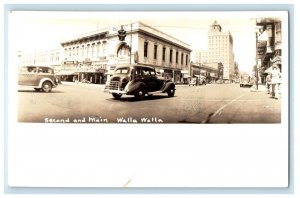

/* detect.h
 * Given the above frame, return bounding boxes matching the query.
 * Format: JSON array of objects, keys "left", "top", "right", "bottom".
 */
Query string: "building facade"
[
  {"left": 59, "top": 22, "right": 191, "bottom": 84},
  {"left": 190, "top": 62, "right": 221, "bottom": 83},
  {"left": 199, "top": 21, "right": 235, "bottom": 81},
  {"left": 19, "top": 49, "right": 61, "bottom": 68},
  {"left": 256, "top": 18, "right": 282, "bottom": 83}
]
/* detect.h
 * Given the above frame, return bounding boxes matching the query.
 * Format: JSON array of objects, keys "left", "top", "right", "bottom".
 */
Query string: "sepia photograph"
[
  {"left": 6, "top": 7, "right": 290, "bottom": 189},
  {"left": 12, "top": 11, "right": 287, "bottom": 124}
]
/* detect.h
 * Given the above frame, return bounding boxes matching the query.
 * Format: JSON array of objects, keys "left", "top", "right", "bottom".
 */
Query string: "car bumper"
[{"left": 104, "top": 89, "right": 127, "bottom": 94}]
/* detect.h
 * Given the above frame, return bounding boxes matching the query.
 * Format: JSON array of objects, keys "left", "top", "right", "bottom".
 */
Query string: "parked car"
[
  {"left": 189, "top": 76, "right": 206, "bottom": 86},
  {"left": 104, "top": 65, "right": 175, "bottom": 100},
  {"left": 199, "top": 76, "right": 207, "bottom": 85},
  {"left": 18, "top": 66, "right": 58, "bottom": 92}
]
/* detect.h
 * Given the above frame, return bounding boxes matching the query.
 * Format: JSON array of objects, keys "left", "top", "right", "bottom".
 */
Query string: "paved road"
[{"left": 18, "top": 82, "right": 281, "bottom": 123}]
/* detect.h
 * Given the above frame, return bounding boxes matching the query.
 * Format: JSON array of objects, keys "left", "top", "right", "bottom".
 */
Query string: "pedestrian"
[
  {"left": 270, "top": 64, "right": 281, "bottom": 100},
  {"left": 266, "top": 73, "right": 272, "bottom": 94}
]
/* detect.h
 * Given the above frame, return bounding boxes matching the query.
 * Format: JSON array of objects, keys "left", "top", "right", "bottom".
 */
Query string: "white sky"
[{"left": 9, "top": 11, "right": 285, "bottom": 74}]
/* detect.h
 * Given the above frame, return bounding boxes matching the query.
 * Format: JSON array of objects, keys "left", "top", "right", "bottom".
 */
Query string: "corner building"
[
  {"left": 200, "top": 21, "right": 235, "bottom": 81},
  {"left": 60, "top": 22, "right": 191, "bottom": 84}
]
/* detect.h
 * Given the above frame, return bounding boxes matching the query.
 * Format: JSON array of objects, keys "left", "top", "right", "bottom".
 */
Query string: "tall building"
[
  {"left": 200, "top": 21, "right": 235, "bottom": 81},
  {"left": 59, "top": 22, "right": 191, "bottom": 84}
]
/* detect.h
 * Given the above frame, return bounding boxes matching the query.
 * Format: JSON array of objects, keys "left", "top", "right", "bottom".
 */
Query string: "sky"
[{"left": 9, "top": 11, "right": 285, "bottom": 74}]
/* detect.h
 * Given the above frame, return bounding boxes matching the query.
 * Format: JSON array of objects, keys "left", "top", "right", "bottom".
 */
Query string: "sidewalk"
[
  {"left": 250, "top": 84, "right": 282, "bottom": 101},
  {"left": 61, "top": 81, "right": 191, "bottom": 88},
  {"left": 250, "top": 84, "right": 268, "bottom": 92},
  {"left": 61, "top": 81, "right": 106, "bottom": 89}
]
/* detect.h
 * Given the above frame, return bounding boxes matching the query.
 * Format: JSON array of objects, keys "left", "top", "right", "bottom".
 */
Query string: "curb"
[{"left": 61, "top": 81, "right": 105, "bottom": 88}]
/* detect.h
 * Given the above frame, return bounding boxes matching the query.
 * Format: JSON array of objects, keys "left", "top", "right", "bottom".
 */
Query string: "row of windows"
[
  {"left": 64, "top": 43, "right": 107, "bottom": 58},
  {"left": 50, "top": 53, "right": 60, "bottom": 62},
  {"left": 143, "top": 42, "right": 189, "bottom": 66}
]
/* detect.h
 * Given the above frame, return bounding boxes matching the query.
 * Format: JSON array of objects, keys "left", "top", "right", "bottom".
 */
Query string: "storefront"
[
  {"left": 181, "top": 70, "right": 190, "bottom": 84},
  {"left": 163, "top": 69, "right": 173, "bottom": 80}
]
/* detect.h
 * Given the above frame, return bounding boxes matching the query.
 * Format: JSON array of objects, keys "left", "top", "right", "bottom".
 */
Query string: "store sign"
[{"left": 63, "top": 61, "right": 77, "bottom": 65}]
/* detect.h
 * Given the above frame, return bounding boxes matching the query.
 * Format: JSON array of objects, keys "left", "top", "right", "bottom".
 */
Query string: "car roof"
[
  {"left": 115, "top": 65, "right": 155, "bottom": 70},
  {"left": 20, "top": 65, "right": 54, "bottom": 69}
]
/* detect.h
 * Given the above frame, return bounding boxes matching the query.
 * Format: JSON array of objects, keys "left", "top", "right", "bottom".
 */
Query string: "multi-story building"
[
  {"left": 60, "top": 22, "right": 191, "bottom": 84},
  {"left": 19, "top": 49, "right": 61, "bottom": 69},
  {"left": 199, "top": 21, "right": 235, "bottom": 81},
  {"left": 256, "top": 17, "right": 282, "bottom": 83}
]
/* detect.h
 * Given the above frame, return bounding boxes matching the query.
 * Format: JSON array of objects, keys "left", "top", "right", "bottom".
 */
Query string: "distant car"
[
  {"left": 18, "top": 66, "right": 58, "bottom": 92},
  {"left": 240, "top": 74, "right": 252, "bottom": 87},
  {"left": 199, "top": 76, "right": 207, "bottom": 85},
  {"left": 189, "top": 78, "right": 197, "bottom": 86},
  {"left": 189, "top": 76, "right": 206, "bottom": 86},
  {"left": 104, "top": 65, "right": 175, "bottom": 100}
]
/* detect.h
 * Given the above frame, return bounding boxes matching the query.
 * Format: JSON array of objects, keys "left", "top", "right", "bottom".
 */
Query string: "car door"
[
  {"left": 37, "top": 67, "right": 54, "bottom": 84},
  {"left": 142, "top": 67, "right": 161, "bottom": 92}
]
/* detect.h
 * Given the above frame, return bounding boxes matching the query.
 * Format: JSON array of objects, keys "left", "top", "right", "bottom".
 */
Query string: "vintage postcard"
[
  {"left": 7, "top": 10, "right": 289, "bottom": 188},
  {"left": 13, "top": 11, "right": 287, "bottom": 124}
]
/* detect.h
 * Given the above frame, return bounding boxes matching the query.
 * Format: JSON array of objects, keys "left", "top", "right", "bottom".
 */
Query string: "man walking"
[{"left": 271, "top": 64, "right": 281, "bottom": 100}]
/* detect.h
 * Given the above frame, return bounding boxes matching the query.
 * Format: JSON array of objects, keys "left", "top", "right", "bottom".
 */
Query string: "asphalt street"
[{"left": 18, "top": 82, "right": 281, "bottom": 123}]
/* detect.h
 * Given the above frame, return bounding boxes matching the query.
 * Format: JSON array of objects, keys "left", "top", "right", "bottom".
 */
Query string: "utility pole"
[
  {"left": 130, "top": 23, "right": 132, "bottom": 65},
  {"left": 255, "top": 29, "right": 259, "bottom": 90}
]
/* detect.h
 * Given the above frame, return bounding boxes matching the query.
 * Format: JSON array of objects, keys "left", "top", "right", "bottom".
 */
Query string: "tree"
[{"left": 234, "top": 62, "right": 240, "bottom": 77}]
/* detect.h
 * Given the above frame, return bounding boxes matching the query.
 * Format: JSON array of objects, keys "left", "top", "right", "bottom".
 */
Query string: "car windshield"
[{"left": 114, "top": 67, "right": 129, "bottom": 74}]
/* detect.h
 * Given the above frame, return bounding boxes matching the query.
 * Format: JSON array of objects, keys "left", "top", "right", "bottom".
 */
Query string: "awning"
[
  {"left": 264, "top": 67, "right": 272, "bottom": 74},
  {"left": 194, "top": 75, "right": 206, "bottom": 79},
  {"left": 56, "top": 70, "right": 77, "bottom": 75},
  {"left": 272, "top": 56, "right": 282, "bottom": 64},
  {"left": 183, "top": 74, "right": 191, "bottom": 78}
]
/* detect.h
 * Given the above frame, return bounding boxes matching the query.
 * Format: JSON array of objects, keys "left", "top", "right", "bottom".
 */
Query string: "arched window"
[{"left": 117, "top": 44, "right": 130, "bottom": 58}]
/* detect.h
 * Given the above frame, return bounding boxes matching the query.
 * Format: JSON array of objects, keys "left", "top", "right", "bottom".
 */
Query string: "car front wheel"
[
  {"left": 42, "top": 81, "right": 52, "bottom": 92},
  {"left": 112, "top": 93, "right": 122, "bottom": 99},
  {"left": 167, "top": 88, "right": 175, "bottom": 97}
]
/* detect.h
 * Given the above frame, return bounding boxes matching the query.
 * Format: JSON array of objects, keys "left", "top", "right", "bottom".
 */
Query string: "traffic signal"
[{"left": 118, "top": 26, "right": 126, "bottom": 41}]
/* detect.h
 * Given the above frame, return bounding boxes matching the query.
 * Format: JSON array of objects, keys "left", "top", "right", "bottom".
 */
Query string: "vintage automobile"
[
  {"left": 189, "top": 76, "right": 206, "bottom": 86},
  {"left": 188, "top": 77, "right": 198, "bottom": 86},
  {"left": 18, "top": 66, "right": 58, "bottom": 92},
  {"left": 104, "top": 65, "right": 176, "bottom": 100},
  {"left": 239, "top": 74, "right": 253, "bottom": 87}
]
